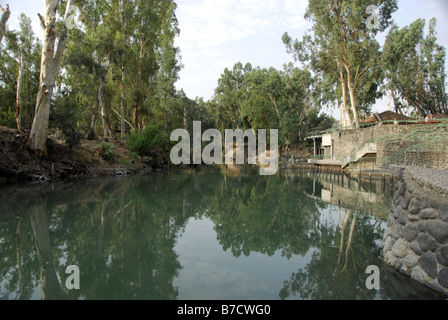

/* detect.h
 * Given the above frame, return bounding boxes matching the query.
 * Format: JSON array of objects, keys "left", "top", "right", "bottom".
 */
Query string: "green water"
[{"left": 0, "top": 166, "right": 444, "bottom": 300}]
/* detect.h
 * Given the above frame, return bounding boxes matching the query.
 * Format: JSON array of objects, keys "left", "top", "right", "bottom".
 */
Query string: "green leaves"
[
  {"left": 382, "top": 18, "right": 448, "bottom": 116},
  {"left": 211, "top": 62, "right": 322, "bottom": 145}
]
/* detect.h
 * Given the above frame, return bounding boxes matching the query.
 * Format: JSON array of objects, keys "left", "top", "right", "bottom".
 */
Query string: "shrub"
[
  {"left": 128, "top": 124, "right": 172, "bottom": 167},
  {"left": 50, "top": 98, "right": 83, "bottom": 148},
  {"left": 99, "top": 142, "right": 115, "bottom": 161}
]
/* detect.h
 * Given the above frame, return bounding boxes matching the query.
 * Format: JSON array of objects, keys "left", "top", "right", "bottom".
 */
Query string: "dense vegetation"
[{"left": 0, "top": 0, "right": 447, "bottom": 159}]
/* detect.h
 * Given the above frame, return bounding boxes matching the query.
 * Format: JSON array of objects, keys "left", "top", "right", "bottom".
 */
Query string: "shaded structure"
[{"left": 360, "top": 111, "right": 413, "bottom": 125}]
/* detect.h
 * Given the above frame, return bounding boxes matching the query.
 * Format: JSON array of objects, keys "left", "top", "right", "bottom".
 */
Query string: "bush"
[
  {"left": 128, "top": 124, "right": 172, "bottom": 167},
  {"left": 0, "top": 106, "right": 17, "bottom": 129},
  {"left": 50, "top": 98, "right": 83, "bottom": 148},
  {"left": 99, "top": 142, "right": 115, "bottom": 161}
]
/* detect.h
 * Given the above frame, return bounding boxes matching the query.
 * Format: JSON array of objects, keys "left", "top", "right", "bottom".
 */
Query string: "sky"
[{"left": 3, "top": 0, "right": 448, "bottom": 119}]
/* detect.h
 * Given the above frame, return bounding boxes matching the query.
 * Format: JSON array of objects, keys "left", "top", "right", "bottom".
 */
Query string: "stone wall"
[
  {"left": 332, "top": 124, "right": 411, "bottom": 161},
  {"left": 330, "top": 124, "right": 447, "bottom": 170},
  {"left": 382, "top": 166, "right": 448, "bottom": 295},
  {"left": 405, "top": 150, "right": 448, "bottom": 171}
]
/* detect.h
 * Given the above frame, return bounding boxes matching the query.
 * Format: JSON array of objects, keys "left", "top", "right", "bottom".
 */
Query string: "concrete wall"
[{"left": 382, "top": 166, "right": 448, "bottom": 295}]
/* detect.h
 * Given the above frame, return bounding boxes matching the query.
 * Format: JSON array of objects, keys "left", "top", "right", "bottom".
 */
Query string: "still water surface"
[{"left": 0, "top": 166, "right": 445, "bottom": 300}]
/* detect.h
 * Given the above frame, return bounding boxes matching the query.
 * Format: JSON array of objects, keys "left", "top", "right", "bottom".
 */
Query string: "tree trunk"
[
  {"left": 346, "top": 68, "right": 360, "bottom": 127},
  {"left": 28, "top": 0, "right": 74, "bottom": 156},
  {"left": 133, "top": 39, "right": 144, "bottom": 130},
  {"left": 16, "top": 42, "right": 24, "bottom": 132},
  {"left": 338, "top": 61, "right": 353, "bottom": 127},
  {"left": 120, "top": 66, "right": 126, "bottom": 138},
  {"left": 119, "top": 0, "right": 127, "bottom": 138},
  {"left": 0, "top": 4, "right": 11, "bottom": 44},
  {"left": 88, "top": 103, "right": 99, "bottom": 140},
  {"left": 99, "top": 69, "right": 113, "bottom": 138}
]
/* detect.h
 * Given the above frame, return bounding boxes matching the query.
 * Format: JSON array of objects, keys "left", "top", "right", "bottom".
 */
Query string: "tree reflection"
[{"left": 0, "top": 167, "right": 443, "bottom": 300}]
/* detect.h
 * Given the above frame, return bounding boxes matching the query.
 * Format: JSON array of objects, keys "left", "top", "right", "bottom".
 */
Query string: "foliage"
[
  {"left": 128, "top": 124, "right": 172, "bottom": 166},
  {"left": 210, "top": 62, "right": 326, "bottom": 146},
  {"left": 50, "top": 95, "right": 84, "bottom": 148},
  {"left": 283, "top": 0, "right": 398, "bottom": 126},
  {"left": 99, "top": 142, "right": 115, "bottom": 161},
  {"left": 382, "top": 18, "right": 448, "bottom": 116}
]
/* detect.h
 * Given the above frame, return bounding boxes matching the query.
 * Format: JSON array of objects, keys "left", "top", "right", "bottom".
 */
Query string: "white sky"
[{"left": 3, "top": 0, "right": 448, "bottom": 119}]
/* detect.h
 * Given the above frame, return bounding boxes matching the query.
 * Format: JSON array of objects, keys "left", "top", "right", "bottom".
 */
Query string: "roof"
[{"left": 360, "top": 111, "right": 413, "bottom": 124}]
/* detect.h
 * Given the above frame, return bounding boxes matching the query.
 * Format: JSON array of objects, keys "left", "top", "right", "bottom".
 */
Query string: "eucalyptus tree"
[
  {"left": 13, "top": 15, "right": 36, "bottom": 132},
  {"left": 154, "top": 0, "right": 182, "bottom": 124},
  {"left": 283, "top": 0, "right": 397, "bottom": 127},
  {"left": 382, "top": 18, "right": 447, "bottom": 116},
  {"left": 0, "top": 4, "right": 10, "bottom": 44},
  {"left": 129, "top": 0, "right": 181, "bottom": 129},
  {"left": 28, "top": 0, "right": 76, "bottom": 156},
  {"left": 1, "top": 14, "right": 40, "bottom": 131},
  {"left": 212, "top": 62, "right": 252, "bottom": 131}
]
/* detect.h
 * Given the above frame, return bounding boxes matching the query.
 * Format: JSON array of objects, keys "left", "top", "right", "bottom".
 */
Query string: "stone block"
[
  {"left": 408, "top": 198, "right": 421, "bottom": 214},
  {"left": 400, "top": 195, "right": 411, "bottom": 210},
  {"left": 420, "top": 196, "right": 428, "bottom": 209},
  {"left": 403, "top": 224, "right": 418, "bottom": 242},
  {"left": 439, "top": 203, "right": 448, "bottom": 222},
  {"left": 411, "top": 242, "right": 424, "bottom": 255},
  {"left": 419, "top": 208, "right": 438, "bottom": 219},
  {"left": 382, "top": 235, "right": 394, "bottom": 254},
  {"left": 436, "top": 246, "right": 448, "bottom": 267},
  {"left": 418, "top": 252, "right": 438, "bottom": 279},
  {"left": 403, "top": 252, "right": 419, "bottom": 268},
  {"left": 398, "top": 210, "right": 408, "bottom": 225},
  {"left": 411, "top": 265, "right": 429, "bottom": 285},
  {"left": 384, "top": 251, "right": 397, "bottom": 267},
  {"left": 392, "top": 238, "right": 409, "bottom": 258},
  {"left": 430, "top": 199, "right": 439, "bottom": 209},
  {"left": 438, "top": 268, "right": 448, "bottom": 289},
  {"left": 417, "top": 233, "right": 438, "bottom": 252},
  {"left": 426, "top": 220, "right": 448, "bottom": 244}
]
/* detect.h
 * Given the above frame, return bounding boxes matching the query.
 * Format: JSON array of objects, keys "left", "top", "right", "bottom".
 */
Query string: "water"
[{"left": 0, "top": 166, "right": 445, "bottom": 300}]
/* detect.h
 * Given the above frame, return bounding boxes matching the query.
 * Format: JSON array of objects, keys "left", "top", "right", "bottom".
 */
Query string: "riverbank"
[
  {"left": 0, "top": 126, "right": 154, "bottom": 184},
  {"left": 0, "top": 126, "right": 317, "bottom": 185}
]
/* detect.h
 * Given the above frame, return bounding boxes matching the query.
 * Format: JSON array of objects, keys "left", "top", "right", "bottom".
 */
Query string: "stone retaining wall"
[{"left": 382, "top": 166, "right": 448, "bottom": 295}]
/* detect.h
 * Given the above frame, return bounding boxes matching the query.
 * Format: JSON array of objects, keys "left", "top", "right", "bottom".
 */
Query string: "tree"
[
  {"left": 212, "top": 62, "right": 252, "bottom": 131},
  {"left": 0, "top": 4, "right": 10, "bottom": 44},
  {"left": 14, "top": 15, "right": 36, "bottom": 132},
  {"left": 382, "top": 18, "right": 447, "bottom": 116},
  {"left": 1, "top": 14, "right": 41, "bottom": 131},
  {"left": 283, "top": 0, "right": 397, "bottom": 126},
  {"left": 28, "top": 0, "right": 76, "bottom": 155}
]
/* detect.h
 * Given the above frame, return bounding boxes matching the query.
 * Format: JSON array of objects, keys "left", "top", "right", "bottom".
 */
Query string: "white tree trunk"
[
  {"left": 28, "top": 0, "right": 74, "bottom": 155},
  {"left": 99, "top": 70, "right": 113, "bottom": 138},
  {"left": 345, "top": 64, "right": 360, "bottom": 127},
  {"left": 16, "top": 42, "right": 24, "bottom": 132},
  {"left": 0, "top": 4, "right": 11, "bottom": 44},
  {"left": 338, "top": 60, "right": 353, "bottom": 127}
]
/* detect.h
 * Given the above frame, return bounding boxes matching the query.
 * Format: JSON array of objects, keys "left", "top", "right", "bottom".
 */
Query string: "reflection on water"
[{"left": 0, "top": 166, "right": 445, "bottom": 300}]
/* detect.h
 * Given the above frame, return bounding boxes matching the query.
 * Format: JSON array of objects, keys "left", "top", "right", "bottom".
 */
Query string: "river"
[{"left": 0, "top": 166, "right": 445, "bottom": 300}]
